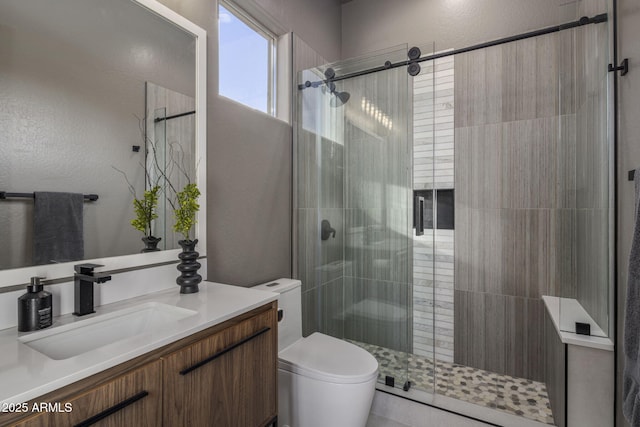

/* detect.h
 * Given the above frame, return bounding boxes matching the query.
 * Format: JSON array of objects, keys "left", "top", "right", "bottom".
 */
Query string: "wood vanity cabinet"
[
  {"left": 162, "top": 304, "right": 277, "bottom": 427},
  {"left": 2, "top": 302, "right": 277, "bottom": 427},
  {"left": 10, "top": 360, "right": 163, "bottom": 427}
]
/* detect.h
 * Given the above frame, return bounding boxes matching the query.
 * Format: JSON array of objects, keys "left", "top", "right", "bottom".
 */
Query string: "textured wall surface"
[{"left": 341, "top": 0, "right": 576, "bottom": 59}]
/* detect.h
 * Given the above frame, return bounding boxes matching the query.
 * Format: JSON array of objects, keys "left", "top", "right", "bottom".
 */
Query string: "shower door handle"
[{"left": 416, "top": 196, "right": 424, "bottom": 236}]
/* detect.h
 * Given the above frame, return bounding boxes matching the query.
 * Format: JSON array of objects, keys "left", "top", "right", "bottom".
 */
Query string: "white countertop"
[
  {"left": 542, "top": 295, "right": 614, "bottom": 351},
  {"left": 0, "top": 281, "right": 278, "bottom": 405}
]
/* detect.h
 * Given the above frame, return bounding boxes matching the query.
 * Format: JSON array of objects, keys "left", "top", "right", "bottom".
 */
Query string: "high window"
[{"left": 218, "top": 1, "right": 275, "bottom": 115}]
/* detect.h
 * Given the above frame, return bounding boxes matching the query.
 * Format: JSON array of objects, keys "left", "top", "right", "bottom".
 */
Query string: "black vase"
[
  {"left": 177, "top": 239, "right": 201, "bottom": 294},
  {"left": 141, "top": 236, "right": 162, "bottom": 253}
]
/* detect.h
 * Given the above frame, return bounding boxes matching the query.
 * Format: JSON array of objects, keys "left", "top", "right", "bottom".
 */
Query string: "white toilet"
[{"left": 253, "top": 279, "right": 378, "bottom": 427}]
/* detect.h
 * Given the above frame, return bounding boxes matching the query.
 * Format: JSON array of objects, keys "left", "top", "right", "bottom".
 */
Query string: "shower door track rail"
[{"left": 298, "top": 13, "right": 607, "bottom": 89}]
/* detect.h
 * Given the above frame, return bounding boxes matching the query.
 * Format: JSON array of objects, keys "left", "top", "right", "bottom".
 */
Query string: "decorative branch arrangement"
[
  {"left": 112, "top": 114, "right": 198, "bottom": 252},
  {"left": 174, "top": 183, "right": 201, "bottom": 241},
  {"left": 113, "top": 113, "right": 202, "bottom": 293}
]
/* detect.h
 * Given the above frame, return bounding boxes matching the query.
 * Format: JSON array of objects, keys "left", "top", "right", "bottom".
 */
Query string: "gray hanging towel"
[
  {"left": 624, "top": 168, "right": 640, "bottom": 426},
  {"left": 33, "top": 192, "right": 84, "bottom": 265}
]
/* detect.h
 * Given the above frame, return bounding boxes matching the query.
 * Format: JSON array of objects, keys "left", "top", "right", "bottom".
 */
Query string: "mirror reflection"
[{"left": 0, "top": 0, "right": 196, "bottom": 270}]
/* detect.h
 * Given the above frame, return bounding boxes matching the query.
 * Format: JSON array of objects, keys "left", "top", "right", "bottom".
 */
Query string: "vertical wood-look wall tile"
[
  {"left": 452, "top": 18, "right": 609, "bottom": 383},
  {"left": 558, "top": 29, "right": 576, "bottom": 116},
  {"left": 302, "top": 288, "right": 318, "bottom": 337},
  {"left": 484, "top": 293, "right": 506, "bottom": 374},
  {"left": 454, "top": 206, "right": 471, "bottom": 292},
  {"left": 515, "top": 38, "right": 538, "bottom": 121},
  {"left": 481, "top": 209, "right": 504, "bottom": 296},
  {"left": 501, "top": 42, "right": 518, "bottom": 123},
  {"left": 297, "top": 208, "right": 319, "bottom": 292},
  {"left": 467, "top": 49, "right": 487, "bottom": 127},
  {"left": 484, "top": 46, "right": 503, "bottom": 125},
  {"left": 454, "top": 290, "right": 468, "bottom": 365},
  {"left": 556, "top": 114, "right": 577, "bottom": 208},
  {"left": 481, "top": 124, "right": 503, "bottom": 209},
  {"left": 576, "top": 208, "right": 610, "bottom": 333},
  {"left": 536, "top": 33, "right": 559, "bottom": 119},
  {"left": 504, "top": 297, "right": 545, "bottom": 382},
  {"left": 467, "top": 291, "right": 486, "bottom": 369},
  {"left": 549, "top": 209, "right": 577, "bottom": 299},
  {"left": 454, "top": 127, "right": 471, "bottom": 207},
  {"left": 296, "top": 129, "right": 318, "bottom": 209},
  {"left": 504, "top": 296, "right": 526, "bottom": 378},
  {"left": 321, "top": 277, "right": 345, "bottom": 339},
  {"left": 320, "top": 139, "right": 344, "bottom": 209},
  {"left": 526, "top": 298, "right": 544, "bottom": 381},
  {"left": 454, "top": 52, "right": 468, "bottom": 128}
]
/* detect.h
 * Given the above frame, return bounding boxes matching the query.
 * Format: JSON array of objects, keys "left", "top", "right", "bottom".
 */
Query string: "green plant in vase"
[
  {"left": 131, "top": 185, "right": 162, "bottom": 252},
  {"left": 173, "top": 183, "right": 201, "bottom": 293},
  {"left": 113, "top": 115, "right": 177, "bottom": 253}
]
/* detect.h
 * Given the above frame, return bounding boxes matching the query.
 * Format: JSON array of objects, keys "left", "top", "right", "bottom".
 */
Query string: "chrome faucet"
[{"left": 73, "top": 263, "right": 112, "bottom": 316}]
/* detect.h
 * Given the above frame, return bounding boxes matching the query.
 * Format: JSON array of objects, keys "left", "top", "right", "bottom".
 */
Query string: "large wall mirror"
[{"left": 0, "top": 0, "right": 207, "bottom": 288}]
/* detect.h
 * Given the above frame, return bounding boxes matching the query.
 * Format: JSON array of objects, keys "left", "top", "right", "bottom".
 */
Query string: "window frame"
[{"left": 218, "top": 0, "right": 276, "bottom": 116}]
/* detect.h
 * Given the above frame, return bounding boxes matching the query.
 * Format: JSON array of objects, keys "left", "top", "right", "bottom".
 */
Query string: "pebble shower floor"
[{"left": 350, "top": 340, "right": 555, "bottom": 425}]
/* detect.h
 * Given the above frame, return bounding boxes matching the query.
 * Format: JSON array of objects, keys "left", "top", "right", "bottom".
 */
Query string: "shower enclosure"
[{"left": 294, "top": 1, "right": 613, "bottom": 424}]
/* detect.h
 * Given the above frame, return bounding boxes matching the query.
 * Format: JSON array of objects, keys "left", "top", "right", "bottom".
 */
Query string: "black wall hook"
[{"left": 608, "top": 58, "right": 629, "bottom": 76}]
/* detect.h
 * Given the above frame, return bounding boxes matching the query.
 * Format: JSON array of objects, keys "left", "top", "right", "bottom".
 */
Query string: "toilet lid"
[{"left": 278, "top": 333, "right": 379, "bottom": 384}]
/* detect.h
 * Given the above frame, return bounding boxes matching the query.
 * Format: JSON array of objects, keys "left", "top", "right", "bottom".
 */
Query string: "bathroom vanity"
[{"left": 0, "top": 282, "right": 278, "bottom": 427}]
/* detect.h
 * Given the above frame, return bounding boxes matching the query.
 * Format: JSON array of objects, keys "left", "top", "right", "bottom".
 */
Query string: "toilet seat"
[{"left": 278, "top": 333, "right": 378, "bottom": 384}]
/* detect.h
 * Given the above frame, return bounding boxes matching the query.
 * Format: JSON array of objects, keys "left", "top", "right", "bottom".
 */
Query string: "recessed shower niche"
[{"left": 413, "top": 189, "right": 454, "bottom": 232}]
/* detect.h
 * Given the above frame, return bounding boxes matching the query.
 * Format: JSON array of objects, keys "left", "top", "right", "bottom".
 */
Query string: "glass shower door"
[{"left": 295, "top": 46, "right": 416, "bottom": 392}]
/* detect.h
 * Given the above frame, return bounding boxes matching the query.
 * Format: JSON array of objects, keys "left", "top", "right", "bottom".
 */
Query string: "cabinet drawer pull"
[
  {"left": 180, "top": 326, "right": 271, "bottom": 376},
  {"left": 73, "top": 390, "right": 149, "bottom": 427}
]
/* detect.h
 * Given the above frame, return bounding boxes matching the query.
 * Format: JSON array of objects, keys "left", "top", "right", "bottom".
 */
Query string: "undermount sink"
[{"left": 19, "top": 302, "right": 197, "bottom": 360}]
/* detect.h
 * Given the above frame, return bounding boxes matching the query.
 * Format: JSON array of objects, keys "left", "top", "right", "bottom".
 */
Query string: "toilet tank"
[{"left": 253, "top": 279, "right": 302, "bottom": 351}]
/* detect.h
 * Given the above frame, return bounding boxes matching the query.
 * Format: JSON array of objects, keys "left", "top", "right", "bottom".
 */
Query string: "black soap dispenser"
[{"left": 18, "top": 277, "right": 53, "bottom": 332}]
